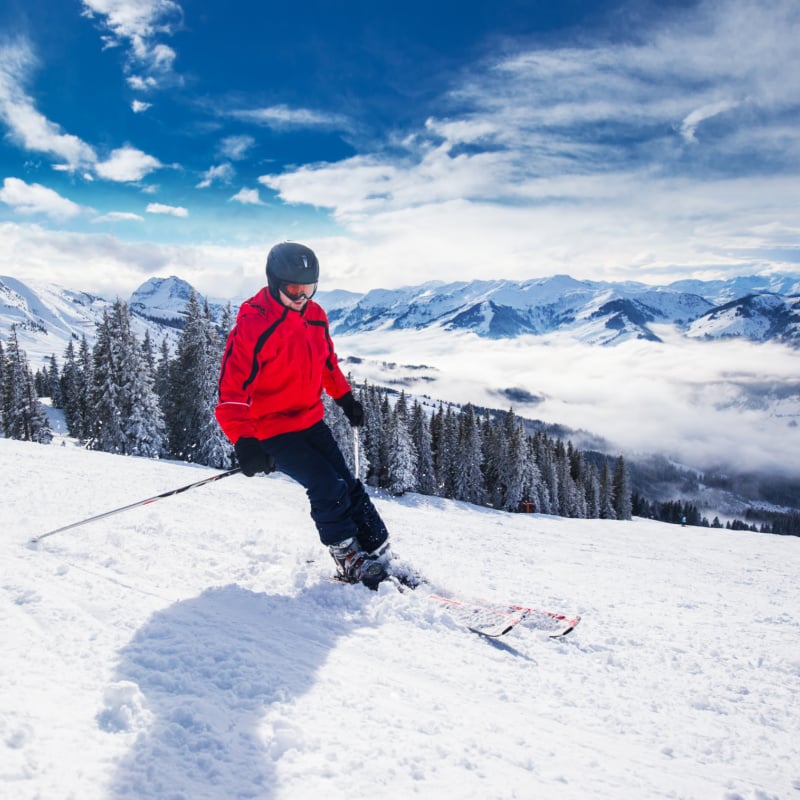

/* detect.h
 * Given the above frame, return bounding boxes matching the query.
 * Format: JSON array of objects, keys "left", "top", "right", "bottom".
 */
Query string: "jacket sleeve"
[{"left": 215, "top": 320, "right": 259, "bottom": 443}]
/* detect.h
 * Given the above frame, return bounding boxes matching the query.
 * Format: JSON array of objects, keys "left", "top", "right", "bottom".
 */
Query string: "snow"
[{"left": 2, "top": 436, "right": 799, "bottom": 800}]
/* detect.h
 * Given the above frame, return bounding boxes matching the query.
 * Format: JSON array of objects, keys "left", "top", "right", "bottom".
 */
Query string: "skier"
[{"left": 215, "top": 241, "right": 391, "bottom": 588}]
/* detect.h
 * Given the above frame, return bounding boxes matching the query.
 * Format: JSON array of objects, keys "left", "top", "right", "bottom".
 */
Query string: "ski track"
[{"left": 1, "top": 437, "right": 799, "bottom": 799}]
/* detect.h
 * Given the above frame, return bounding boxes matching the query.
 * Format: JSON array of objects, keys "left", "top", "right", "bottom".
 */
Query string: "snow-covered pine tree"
[
  {"left": 520, "top": 435, "right": 546, "bottom": 513},
  {"left": 409, "top": 399, "right": 436, "bottom": 495},
  {"left": 323, "top": 390, "right": 359, "bottom": 475},
  {"left": 89, "top": 300, "right": 165, "bottom": 456},
  {"left": 168, "top": 293, "right": 231, "bottom": 466},
  {"left": 46, "top": 354, "right": 63, "bottom": 408},
  {"left": 89, "top": 307, "right": 125, "bottom": 453},
  {"left": 360, "top": 381, "right": 384, "bottom": 487},
  {"left": 499, "top": 409, "right": 527, "bottom": 511},
  {"left": 613, "top": 455, "right": 633, "bottom": 520},
  {"left": 141, "top": 330, "right": 156, "bottom": 373},
  {"left": 196, "top": 299, "right": 233, "bottom": 468},
  {"left": 599, "top": 458, "right": 617, "bottom": 520},
  {"left": 386, "top": 391, "right": 417, "bottom": 496},
  {"left": 154, "top": 337, "right": 171, "bottom": 413},
  {"left": 76, "top": 335, "right": 93, "bottom": 444},
  {"left": 2, "top": 327, "right": 52, "bottom": 443},
  {"left": 533, "top": 431, "right": 558, "bottom": 515},
  {"left": 123, "top": 330, "right": 166, "bottom": 458},
  {"left": 583, "top": 460, "right": 601, "bottom": 518},
  {"left": 433, "top": 404, "right": 459, "bottom": 498},
  {"left": 60, "top": 340, "right": 80, "bottom": 437},
  {"left": 454, "top": 403, "right": 486, "bottom": 505}
]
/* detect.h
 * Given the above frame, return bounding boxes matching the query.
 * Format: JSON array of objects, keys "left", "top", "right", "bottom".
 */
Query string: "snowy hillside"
[
  {"left": 2, "top": 437, "right": 798, "bottom": 800},
  {"left": 0, "top": 275, "right": 187, "bottom": 365},
  {"left": 688, "top": 293, "right": 800, "bottom": 343}
]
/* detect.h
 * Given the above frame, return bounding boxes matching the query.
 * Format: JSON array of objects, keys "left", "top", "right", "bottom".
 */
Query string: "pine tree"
[
  {"left": 409, "top": 399, "right": 436, "bottom": 495},
  {"left": 168, "top": 293, "right": 231, "bottom": 466},
  {"left": 154, "top": 337, "right": 172, "bottom": 413},
  {"left": 599, "top": 459, "right": 617, "bottom": 520},
  {"left": 386, "top": 392, "right": 417, "bottom": 496},
  {"left": 454, "top": 404, "right": 486, "bottom": 505},
  {"left": 2, "top": 327, "right": 52, "bottom": 443},
  {"left": 76, "top": 335, "right": 94, "bottom": 443},
  {"left": 46, "top": 354, "right": 63, "bottom": 408},
  {"left": 583, "top": 461, "right": 601, "bottom": 518},
  {"left": 532, "top": 431, "right": 556, "bottom": 515},
  {"left": 613, "top": 456, "right": 633, "bottom": 520},
  {"left": 123, "top": 332, "right": 166, "bottom": 458},
  {"left": 89, "top": 307, "right": 126, "bottom": 453},
  {"left": 60, "top": 339, "right": 79, "bottom": 436},
  {"left": 434, "top": 404, "right": 459, "bottom": 498},
  {"left": 555, "top": 440, "right": 582, "bottom": 517},
  {"left": 520, "top": 435, "right": 545, "bottom": 513},
  {"left": 89, "top": 300, "right": 165, "bottom": 456},
  {"left": 324, "top": 390, "right": 361, "bottom": 476},
  {"left": 361, "top": 382, "right": 384, "bottom": 487}
]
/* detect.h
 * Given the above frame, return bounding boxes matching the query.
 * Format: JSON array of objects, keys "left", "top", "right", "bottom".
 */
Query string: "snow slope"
[{"left": 1, "top": 437, "right": 798, "bottom": 800}]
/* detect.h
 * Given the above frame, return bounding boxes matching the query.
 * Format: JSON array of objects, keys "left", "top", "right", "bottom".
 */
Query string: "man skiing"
[{"left": 215, "top": 242, "right": 391, "bottom": 588}]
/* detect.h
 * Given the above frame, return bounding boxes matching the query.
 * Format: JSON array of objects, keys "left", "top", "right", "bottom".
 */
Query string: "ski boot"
[{"left": 328, "top": 537, "right": 388, "bottom": 590}]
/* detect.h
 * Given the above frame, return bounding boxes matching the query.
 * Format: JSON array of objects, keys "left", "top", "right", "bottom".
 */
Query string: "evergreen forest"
[{"left": 2, "top": 293, "right": 797, "bottom": 535}]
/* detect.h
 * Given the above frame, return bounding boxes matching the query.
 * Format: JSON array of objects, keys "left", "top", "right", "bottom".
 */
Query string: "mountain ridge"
[{"left": 2, "top": 272, "right": 799, "bottom": 367}]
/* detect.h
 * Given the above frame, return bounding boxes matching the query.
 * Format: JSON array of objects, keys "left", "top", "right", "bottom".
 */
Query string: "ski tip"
[{"left": 548, "top": 615, "right": 581, "bottom": 638}]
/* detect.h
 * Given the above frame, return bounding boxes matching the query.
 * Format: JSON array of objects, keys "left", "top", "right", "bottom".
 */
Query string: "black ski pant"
[{"left": 261, "top": 420, "right": 389, "bottom": 550}]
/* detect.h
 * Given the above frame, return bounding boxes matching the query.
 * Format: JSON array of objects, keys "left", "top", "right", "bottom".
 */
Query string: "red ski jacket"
[{"left": 215, "top": 288, "right": 351, "bottom": 442}]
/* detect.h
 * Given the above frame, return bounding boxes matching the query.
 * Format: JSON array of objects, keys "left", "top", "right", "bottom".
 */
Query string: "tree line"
[
  {"left": 2, "top": 292, "right": 233, "bottom": 466},
  {"left": 2, "top": 292, "right": 642, "bottom": 521}
]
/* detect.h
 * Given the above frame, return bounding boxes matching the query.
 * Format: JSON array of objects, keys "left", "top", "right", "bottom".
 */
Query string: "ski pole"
[
  {"left": 353, "top": 429, "right": 360, "bottom": 479},
  {"left": 30, "top": 467, "right": 242, "bottom": 545}
]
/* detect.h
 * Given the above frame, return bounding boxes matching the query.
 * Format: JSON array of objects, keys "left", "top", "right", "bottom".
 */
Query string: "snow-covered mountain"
[
  {"left": 0, "top": 275, "right": 213, "bottom": 364},
  {"left": 3, "top": 272, "right": 799, "bottom": 366},
  {"left": 322, "top": 276, "right": 721, "bottom": 344},
  {"left": 687, "top": 292, "right": 800, "bottom": 343},
  {"left": 2, "top": 436, "right": 798, "bottom": 799}
]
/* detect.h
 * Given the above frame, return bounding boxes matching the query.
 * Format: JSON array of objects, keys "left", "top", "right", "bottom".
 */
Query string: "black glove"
[
  {"left": 234, "top": 437, "right": 275, "bottom": 477},
  {"left": 335, "top": 391, "right": 364, "bottom": 427}
]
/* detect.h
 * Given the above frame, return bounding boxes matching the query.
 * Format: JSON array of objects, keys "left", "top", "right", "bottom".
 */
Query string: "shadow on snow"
[{"left": 102, "top": 582, "right": 369, "bottom": 799}]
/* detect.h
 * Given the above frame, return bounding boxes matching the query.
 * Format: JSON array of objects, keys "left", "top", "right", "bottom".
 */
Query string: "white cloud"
[
  {"left": 80, "top": 0, "right": 183, "bottom": 91},
  {"left": 257, "top": 0, "right": 800, "bottom": 289},
  {"left": 95, "top": 146, "right": 163, "bottom": 182},
  {"left": 228, "top": 104, "right": 348, "bottom": 130},
  {"left": 338, "top": 326, "right": 800, "bottom": 476},
  {"left": 131, "top": 99, "right": 152, "bottom": 113},
  {"left": 218, "top": 135, "right": 255, "bottom": 161},
  {"left": 680, "top": 100, "right": 740, "bottom": 143},
  {"left": 0, "top": 178, "right": 85, "bottom": 221},
  {"left": 229, "top": 188, "right": 262, "bottom": 205},
  {"left": 196, "top": 163, "right": 234, "bottom": 189},
  {"left": 0, "top": 39, "right": 97, "bottom": 172},
  {"left": 0, "top": 220, "right": 260, "bottom": 300},
  {"left": 146, "top": 202, "right": 188, "bottom": 217},
  {"left": 92, "top": 211, "right": 144, "bottom": 223}
]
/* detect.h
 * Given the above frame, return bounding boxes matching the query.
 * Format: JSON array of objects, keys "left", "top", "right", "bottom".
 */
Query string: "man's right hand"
[{"left": 234, "top": 437, "right": 275, "bottom": 477}]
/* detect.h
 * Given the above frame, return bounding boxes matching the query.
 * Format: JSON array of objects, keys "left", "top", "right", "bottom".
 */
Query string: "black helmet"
[{"left": 266, "top": 242, "right": 319, "bottom": 300}]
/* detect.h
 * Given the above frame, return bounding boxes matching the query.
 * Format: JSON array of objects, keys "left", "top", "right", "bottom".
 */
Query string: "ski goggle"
[{"left": 280, "top": 281, "right": 317, "bottom": 301}]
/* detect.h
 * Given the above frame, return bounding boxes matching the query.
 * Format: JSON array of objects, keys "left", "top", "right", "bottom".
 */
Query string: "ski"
[
  {"left": 428, "top": 594, "right": 531, "bottom": 638},
  {"left": 328, "top": 559, "right": 580, "bottom": 639}
]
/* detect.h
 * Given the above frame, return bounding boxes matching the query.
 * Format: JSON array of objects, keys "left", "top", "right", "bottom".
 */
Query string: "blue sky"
[{"left": 0, "top": 0, "right": 799, "bottom": 299}]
